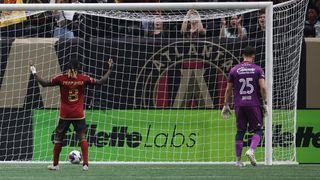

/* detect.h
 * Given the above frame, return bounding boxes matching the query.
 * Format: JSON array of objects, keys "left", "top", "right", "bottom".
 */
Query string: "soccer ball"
[{"left": 68, "top": 150, "right": 82, "bottom": 164}]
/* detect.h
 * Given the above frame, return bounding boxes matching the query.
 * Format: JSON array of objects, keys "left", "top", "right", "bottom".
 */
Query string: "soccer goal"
[{"left": 0, "top": 0, "right": 308, "bottom": 165}]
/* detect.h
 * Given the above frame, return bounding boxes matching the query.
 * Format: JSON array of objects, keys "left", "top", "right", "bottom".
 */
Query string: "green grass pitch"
[{"left": 0, "top": 164, "right": 319, "bottom": 180}]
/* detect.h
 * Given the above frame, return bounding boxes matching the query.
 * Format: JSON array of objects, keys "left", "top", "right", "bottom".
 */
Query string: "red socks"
[
  {"left": 81, "top": 141, "right": 89, "bottom": 166},
  {"left": 53, "top": 141, "right": 88, "bottom": 166},
  {"left": 53, "top": 143, "right": 62, "bottom": 166}
]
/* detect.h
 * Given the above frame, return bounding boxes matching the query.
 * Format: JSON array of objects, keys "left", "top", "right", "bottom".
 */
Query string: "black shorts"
[{"left": 55, "top": 119, "right": 87, "bottom": 135}]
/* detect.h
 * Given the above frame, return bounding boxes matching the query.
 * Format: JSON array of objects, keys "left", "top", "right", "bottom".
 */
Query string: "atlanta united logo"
[{"left": 134, "top": 41, "right": 240, "bottom": 108}]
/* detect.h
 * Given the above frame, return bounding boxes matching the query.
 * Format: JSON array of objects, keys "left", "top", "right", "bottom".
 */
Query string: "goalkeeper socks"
[
  {"left": 81, "top": 141, "right": 89, "bottom": 166},
  {"left": 235, "top": 140, "right": 243, "bottom": 158},
  {"left": 250, "top": 134, "right": 261, "bottom": 151},
  {"left": 53, "top": 143, "right": 62, "bottom": 166}
]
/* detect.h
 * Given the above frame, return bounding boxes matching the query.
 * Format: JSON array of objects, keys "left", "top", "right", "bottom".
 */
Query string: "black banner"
[
  {"left": 2, "top": 37, "right": 303, "bottom": 110},
  {"left": 0, "top": 108, "right": 33, "bottom": 160},
  {"left": 51, "top": 37, "right": 265, "bottom": 109}
]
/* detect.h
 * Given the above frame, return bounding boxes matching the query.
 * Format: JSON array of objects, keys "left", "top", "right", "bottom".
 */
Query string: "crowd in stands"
[
  {"left": 305, "top": 0, "right": 320, "bottom": 37},
  {"left": 0, "top": 0, "right": 316, "bottom": 39}
]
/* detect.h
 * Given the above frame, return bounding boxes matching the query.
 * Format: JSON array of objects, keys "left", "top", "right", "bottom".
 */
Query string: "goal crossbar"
[{"left": 0, "top": 2, "right": 273, "bottom": 11}]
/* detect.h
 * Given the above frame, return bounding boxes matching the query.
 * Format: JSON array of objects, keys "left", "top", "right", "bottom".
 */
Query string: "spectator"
[
  {"left": 147, "top": 18, "right": 168, "bottom": 38},
  {"left": 142, "top": 10, "right": 162, "bottom": 37},
  {"left": 305, "top": 8, "right": 320, "bottom": 37},
  {"left": 219, "top": 15, "right": 247, "bottom": 39},
  {"left": 248, "top": 10, "right": 265, "bottom": 39},
  {"left": 53, "top": 0, "right": 78, "bottom": 38},
  {"left": 181, "top": 9, "right": 206, "bottom": 38}
]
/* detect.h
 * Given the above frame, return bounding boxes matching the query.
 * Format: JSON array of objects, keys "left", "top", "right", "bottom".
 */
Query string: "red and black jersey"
[{"left": 51, "top": 74, "right": 96, "bottom": 120}]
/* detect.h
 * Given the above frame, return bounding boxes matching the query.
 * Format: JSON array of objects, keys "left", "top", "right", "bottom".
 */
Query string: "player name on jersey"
[{"left": 62, "top": 81, "right": 84, "bottom": 86}]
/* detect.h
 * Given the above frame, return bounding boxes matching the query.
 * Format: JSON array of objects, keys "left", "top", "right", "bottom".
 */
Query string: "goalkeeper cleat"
[
  {"left": 245, "top": 150, "right": 257, "bottom": 166},
  {"left": 47, "top": 165, "right": 59, "bottom": 170},
  {"left": 235, "top": 161, "right": 245, "bottom": 167},
  {"left": 83, "top": 165, "right": 89, "bottom": 171}
]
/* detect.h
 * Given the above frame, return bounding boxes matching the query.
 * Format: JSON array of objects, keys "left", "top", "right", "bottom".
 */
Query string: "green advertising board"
[
  {"left": 32, "top": 109, "right": 320, "bottom": 163},
  {"left": 296, "top": 110, "right": 320, "bottom": 163},
  {"left": 33, "top": 109, "right": 267, "bottom": 162}
]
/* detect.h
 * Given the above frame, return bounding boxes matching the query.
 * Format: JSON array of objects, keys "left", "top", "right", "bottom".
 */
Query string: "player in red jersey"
[{"left": 29, "top": 58, "right": 113, "bottom": 171}]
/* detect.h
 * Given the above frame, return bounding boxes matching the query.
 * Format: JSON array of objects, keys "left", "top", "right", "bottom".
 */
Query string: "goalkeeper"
[
  {"left": 29, "top": 57, "right": 113, "bottom": 171},
  {"left": 221, "top": 46, "right": 267, "bottom": 167}
]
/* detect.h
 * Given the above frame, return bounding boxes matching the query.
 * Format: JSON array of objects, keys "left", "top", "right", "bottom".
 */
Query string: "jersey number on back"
[
  {"left": 68, "top": 89, "right": 79, "bottom": 102},
  {"left": 239, "top": 77, "right": 254, "bottom": 95}
]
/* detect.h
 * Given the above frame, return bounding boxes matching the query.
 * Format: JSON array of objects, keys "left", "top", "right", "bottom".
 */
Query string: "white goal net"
[{"left": 0, "top": 0, "right": 307, "bottom": 164}]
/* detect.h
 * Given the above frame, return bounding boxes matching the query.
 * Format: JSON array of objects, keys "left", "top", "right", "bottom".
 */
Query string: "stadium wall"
[{"left": 304, "top": 38, "right": 320, "bottom": 108}]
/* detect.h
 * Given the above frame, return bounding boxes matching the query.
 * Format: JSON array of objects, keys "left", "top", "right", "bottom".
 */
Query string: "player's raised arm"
[
  {"left": 29, "top": 60, "right": 53, "bottom": 87},
  {"left": 96, "top": 58, "right": 113, "bottom": 85}
]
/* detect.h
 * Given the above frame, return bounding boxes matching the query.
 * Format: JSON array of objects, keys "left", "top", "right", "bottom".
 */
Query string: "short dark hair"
[
  {"left": 242, "top": 46, "right": 256, "bottom": 57},
  {"left": 259, "top": 9, "right": 265, "bottom": 15},
  {"left": 69, "top": 58, "right": 79, "bottom": 70}
]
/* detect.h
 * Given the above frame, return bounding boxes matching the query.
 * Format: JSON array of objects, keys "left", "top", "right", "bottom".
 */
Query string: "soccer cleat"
[
  {"left": 83, "top": 165, "right": 89, "bottom": 171},
  {"left": 245, "top": 150, "right": 257, "bottom": 166},
  {"left": 47, "top": 165, "right": 59, "bottom": 170},
  {"left": 235, "top": 161, "right": 245, "bottom": 167}
]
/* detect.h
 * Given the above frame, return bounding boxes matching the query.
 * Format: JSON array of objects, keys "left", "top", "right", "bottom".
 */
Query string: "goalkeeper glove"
[
  {"left": 30, "top": 65, "right": 37, "bottom": 75},
  {"left": 262, "top": 101, "right": 268, "bottom": 117},
  {"left": 221, "top": 103, "right": 231, "bottom": 119}
]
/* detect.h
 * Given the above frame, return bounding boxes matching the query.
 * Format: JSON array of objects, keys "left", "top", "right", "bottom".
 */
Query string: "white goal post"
[{"left": 0, "top": 1, "right": 307, "bottom": 165}]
